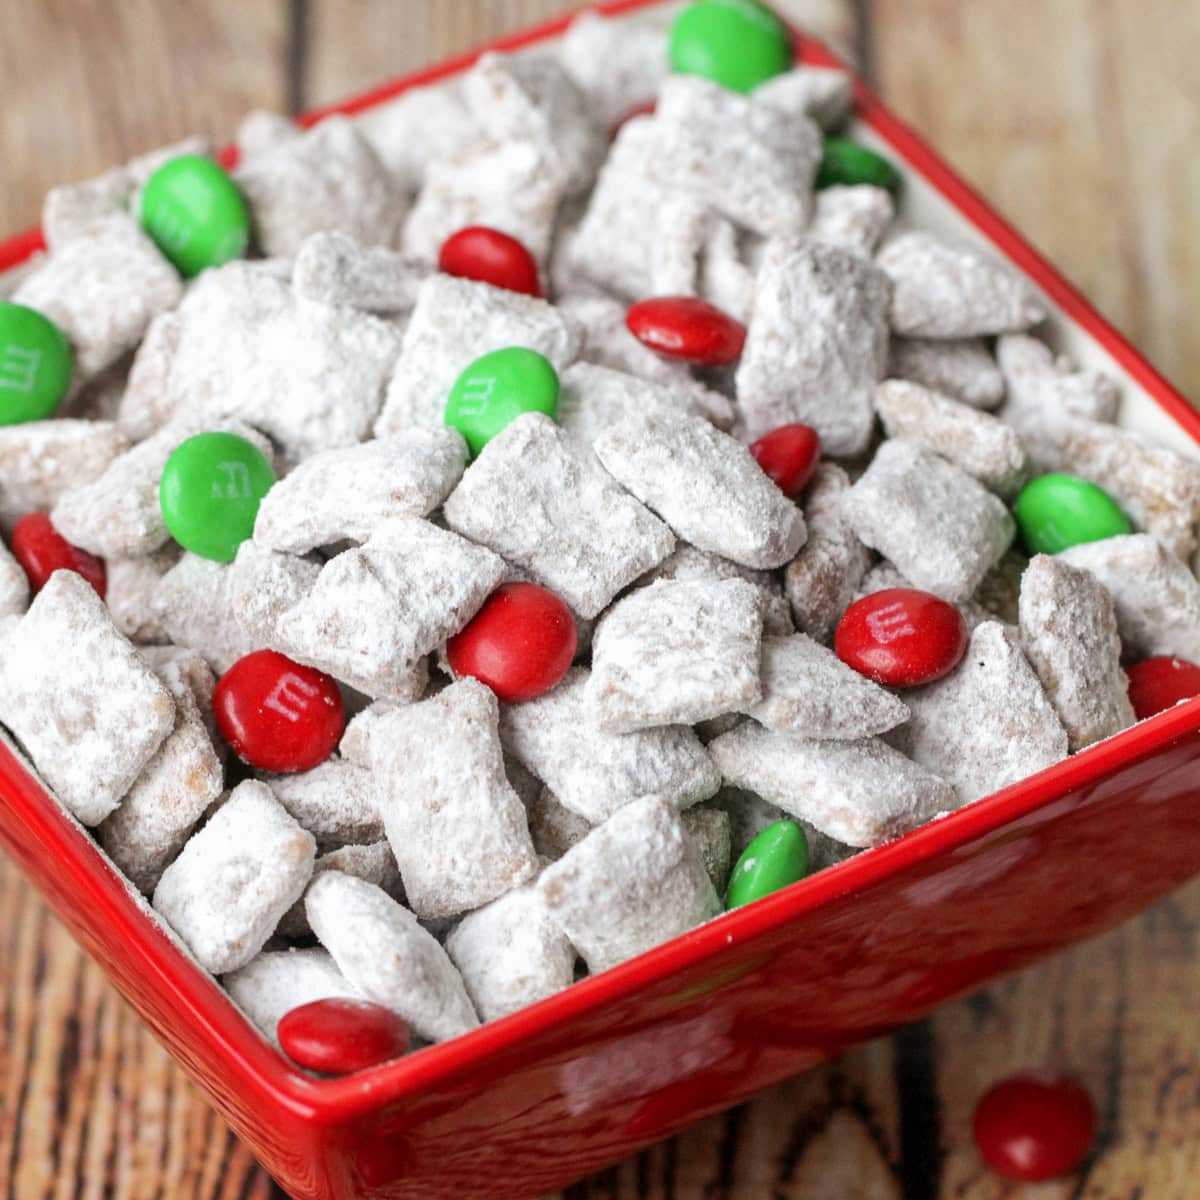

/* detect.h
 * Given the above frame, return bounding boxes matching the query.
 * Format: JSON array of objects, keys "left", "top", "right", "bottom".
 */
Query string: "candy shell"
[
  {"left": 625, "top": 297, "right": 746, "bottom": 367},
  {"left": 1014, "top": 473, "right": 1131, "bottom": 556},
  {"left": 0, "top": 302, "right": 73, "bottom": 425},
  {"left": 438, "top": 226, "right": 542, "bottom": 298},
  {"left": 669, "top": 0, "right": 792, "bottom": 94},
  {"left": 749, "top": 424, "right": 821, "bottom": 498},
  {"left": 725, "top": 819, "right": 808, "bottom": 910},
  {"left": 10, "top": 512, "right": 106, "bottom": 598},
  {"left": 444, "top": 347, "right": 559, "bottom": 458},
  {"left": 278, "top": 998, "right": 410, "bottom": 1075}
]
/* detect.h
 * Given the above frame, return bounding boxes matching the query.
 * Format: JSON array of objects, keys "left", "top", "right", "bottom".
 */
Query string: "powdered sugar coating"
[
  {"left": 151, "top": 555, "right": 262, "bottom": 673},
  {"left": 163, "top": 263, "right": 403, "bottom": 462},
  {"left": 293, "top": 231, "right": 426, "bottom": 313},
  {"left": 443, "top": 413, "right": 674, "bottom": 618},
  {"left": 559, "top": 11, "right": 670, "bottom": 128},
  {"left": 276, "top": 518, "right": 504, "bottom": 700},
  {"left": 645, "top": 77, "right": 821, "bottom": 238},
  {"left": 997, "top": 334, "right": 1119, "bottom": 423},
  {"left": 634, "top": 542, "right": 793, "bottom": 637},
  {"left": 445, "top": 874, "right": 576, "bottom": 1022},
  {"left": 587, "top": 579, "right": 764, "bottom": 733},
  {"left": 1018, "top": 555, "right": 1133, "bottom": 751},
  {"left": 594, "top": 410, "right": 806, "bottom": 570},
  {"left": 306, "top": 872, "right": 478, "bottom": 1042},
  {"left": 0, "top": 540, "right": 29, "bottom": 618},
  {"left": 0, "top": 419, "right": 128, "bottom": 512},
  {"left": 236, "top": 116, "right": 404, "bottom": 257},
  {"left": 51, "top": 414, "right": 273, "bottom": 559},
  {"left": 843, "top": 438, "right": 1015, "bottom": 602},
  {"left": 116, "top": 312, "right": 183, "bottom": 439},
  {"left": 875, "top": 379, "right": 1028, "bottom": 496},
  {"left": 223, "top": 947, "right": 362, "bottom": 1046},
  {"left": 525, "top": 784, "right": 593, "bottom": 860},
  {"left": 153, "top": 780, "right": 316, "bottom": 974},
  {"left": 367, "top": 679, "right": 538, "bottom": 919},
  {"left": 1058, "top": 534, "right": 1200, "bottom": 661},
  {"left": 708, "top": 723, "right": 955, "bottom": 848},
  {"left": 887, "top": 621, "right": 1068, "bottom": 804},
  {"left": 734, "top": 239, "right": 891, "bottom": 452},
  {"left": 263, "top": 759, "right": 382, "bottom": 850},
  {"left": 402, "top": 138, "right": 567, "bottom": 266},
  {"left": 752, "top": 66, "right": 855, "bottom": 130},
  {"left": 13, "top": 213, "right": 182, "bottom": 379},
  {"left": 277, "top": 841, "right": 403, "bottom": 940},
  {"left": 877, "top": 232, "right": 1047, "bottom": 339},
  {"left": 97, "top": 654, "right": 224, "bottom": 893},
  {"left": 499, "top": 667, "right": 719, "bottom": 823},
  {"left": 888, "top": 336, "right": 1005, "bottom": 411},
  {"left": 807, "top": 185, "right": 895, "bottom": 258},
  {"left": 374, "top": 275, "right": 581, "bottom": 436},
  {"left": 463, "top": 52, "right": 604, "bottom": 196},
  {"left": 784, "top": 463, "right": 871, "bottom": 644},
  {"left": 235, "top": 110, "right": 300, "bottom": 160},
  {"left": 227, "top": 541, "right": 321, "bottom": 650},
  {"left": 338, "top": 699, "right": 400, "bottom": 768},
  {"left": 744, "top": 632, "right": 910, "bottom": 739},
  {"left": 537, "top": 796, "right": 720, "bottom": 974},
  {"left": 254, "top": 429, "right": 467, "bottom": 554},
  {"left": 0, "top": 572, "right": 174, "bottom": 825}
]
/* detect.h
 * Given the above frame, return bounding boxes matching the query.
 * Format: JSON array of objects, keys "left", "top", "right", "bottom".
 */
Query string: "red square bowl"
[{"left": 3, "top": 3, "right": 1200, "bottom": 1197}]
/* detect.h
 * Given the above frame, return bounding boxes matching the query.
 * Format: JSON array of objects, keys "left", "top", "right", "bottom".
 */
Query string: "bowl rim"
[{"left": 2, "top": 0, "right": 1200, "bottom": 1126}]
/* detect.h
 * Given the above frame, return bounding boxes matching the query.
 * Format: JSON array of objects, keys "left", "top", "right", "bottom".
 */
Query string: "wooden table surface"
[{"left": 2, "top": 2, "right": 1199, "bottom": 1196}]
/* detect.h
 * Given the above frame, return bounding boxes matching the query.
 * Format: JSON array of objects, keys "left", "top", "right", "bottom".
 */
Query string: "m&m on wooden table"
[
  {"left": 278, "top": 998, "right": 410, "bottom": 1075},
  {"left": 446, "top": 581, "right": 577, "bottom": 703},
  {"left": 835, "top": 587, "right": 968, "bottom": 688},
  {"left": 973, "top": 1073, "right": 1096, "bottom": 1182},
  {"left": 213, "top": 649, "right": 344, "bottom": 773},
  {"left": 438, "top": 226, "right": 542, "bottom": 297},
  {"left": 10, "top": 512, "right": 106, "bottom": 598},
  {"left": 625, "top": 296, "right": 747, "bottom": 367}
]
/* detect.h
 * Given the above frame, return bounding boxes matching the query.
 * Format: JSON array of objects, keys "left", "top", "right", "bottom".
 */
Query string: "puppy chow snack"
[
  {"left": 587, "top": 578, "right": 764, "bottom": 732},
  {"left": 6, "top": 3, "right": 1200, "bottom": 1073},
  {"left": 843, "top": 438, "right": 1016, "bottom": 602},
  {"left": 645, "top": 77, "right": 820, "bottom": 238},
  {"left": 402, "top": 138, "right": 567, "bottom": 267},
  {"left": 499, "top": 666, "right": 719, "bottom": 823},
  {"left": 275, "top": 517, "right": 504, "bottom": 700},
  {"left": 253, "top": 428, "right": 467, "bottom": 554},
  {"left": 888, "top": 336, "right": 1006, "bottom": 411},
  {"left": 224, "top": 947, "right": 363, "bottom": 1046},
  {"left": 375, "top": 274, "right": 581, "bottom": 436},
  {"left": 735, "top": 239, "right": 891, "bottom": 453},
  {"left": 593, "top": 409, "right": 806, "bottom": 569},
  {"left": 366, "top": 679, "right": 538, "bottom": 919},
  {"left": 443, "top": 413, "right": 674, "bottom": 618},
  {"left": 235, "top": 115, "right": 404, "bottom": 257},
  {"left": 152, "top": 780, "right": 315, "bottom": 974},
  {"left": 876, "top": 231, "right": 1047, "bottom": 339},
  {"left": 305, "top": 871, "right": 479, "bottom": 1043},
  {"left": 446, "top": 873, "right": 577, "bottom": 1022},
  {"left": 0, "top": 571, "right": 174, "bottom": 825},
  {"left": 1018, "top": 555, "right": 1134, "bottom": 751},
  {"left": 874, "top": 379, "right": 1028, "bottom": 497},
  {"left": 538, "top": 796, "right": 720, "bottom": 974},
  {"left": 462, "top": 53, "right": 605, "bottom": 197}
]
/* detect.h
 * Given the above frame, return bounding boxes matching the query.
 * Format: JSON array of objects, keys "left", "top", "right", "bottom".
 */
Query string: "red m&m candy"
[
  {"left": 214, "top": 649, "right": 344, "bottom": 773},
  {"left": 625, "top": 296, "right": 746, "bottom": 366},
  {"left": 1126, "top": 655, "right": 1200, "bottom": 720},
  {"left": 973, "top": 1072, "right": 1096, "bottom": 1182},
  {"left": 438, "top": 226, "right": 542, "bottom": 297},
  {"left": 278, "top": 998, "right": 410, "bottom": 1075},
  {"left": 446, "top": 582, "right": 576, "bottom": 703},
  {"left": 835, "top": 587, "right": 968, "bottom": 688},
  {"left": 10, "top": 512, "right": 106, "bottom": 598},
  {"left": 749, "top": 423, "right": 821, "bottom": 498}
]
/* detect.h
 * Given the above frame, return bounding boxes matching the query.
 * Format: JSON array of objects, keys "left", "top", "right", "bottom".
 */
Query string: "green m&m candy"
[
  {"left": 816, "top": 137, "right": 903, "bottom": 195},
  {"left": 0, "top": 302, "right": 73, "bottom": 425},
  {"left": 669, "top": 0, "right": 792, "bottom": 94},
  {"left": 160, "top": 432, "right": 275, "bottom": 562},
  {"left": 140, "top": 155, "right": 250, "bottom": 278},
  {"left": 1014, "top": 473, "right": 1132, "bottom": 556},
  {"left": 725, "top": 819, "right": 808, "bottom": 910},
  {"left": 445, "top": 347, "right": 559, "bottom": 458}
]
